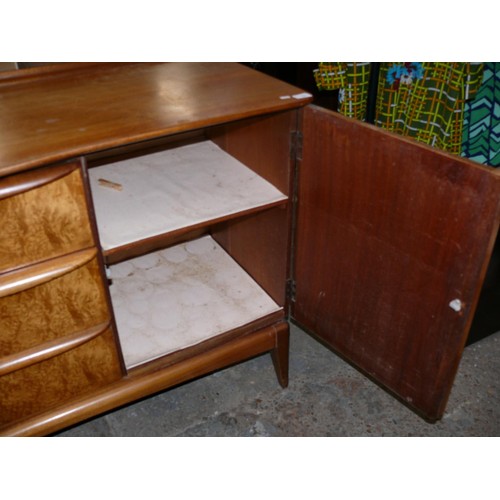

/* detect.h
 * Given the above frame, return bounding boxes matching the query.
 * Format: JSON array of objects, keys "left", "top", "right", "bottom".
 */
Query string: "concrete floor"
[{"left": 55, "top": 323, "right": 500, "bottom": 437}]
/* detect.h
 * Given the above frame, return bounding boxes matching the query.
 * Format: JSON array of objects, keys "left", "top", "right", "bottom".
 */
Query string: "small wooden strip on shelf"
[
  {"left": 0, "top": 321, "right": 110, "bottom": 377},
  {"left": 0, "top": 247, "right": 97, "bottom": 298},
  {"left": 0, "top": 162, "right": 78, "bottom": 201},
  {"left": 97, "top": 178, "right": 123, "bottom": 191}
]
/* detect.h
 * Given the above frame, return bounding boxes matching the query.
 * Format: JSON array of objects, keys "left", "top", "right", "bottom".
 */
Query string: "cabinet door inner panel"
[{"left": 293, "top": 105, "right": 500, "bottom": 420}]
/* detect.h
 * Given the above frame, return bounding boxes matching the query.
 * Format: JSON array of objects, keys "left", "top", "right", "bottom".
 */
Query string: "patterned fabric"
[
  {"left": 462, "top": 62, "right": 500, "bottom": 167},
  {"left": 314, "top": 62, "right": 484, "bottom": 155},
  {"left": 314, "top": 62, "right": 371, "bottom": 120}
]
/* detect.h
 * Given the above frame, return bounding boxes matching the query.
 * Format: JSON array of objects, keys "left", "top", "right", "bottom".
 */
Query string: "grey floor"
[{"left": 55, "top": 323, "right": 500, "bottom": 437}]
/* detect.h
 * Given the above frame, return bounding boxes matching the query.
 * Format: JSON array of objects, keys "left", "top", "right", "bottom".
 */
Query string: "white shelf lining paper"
[
  {"left": 110, "top": 235, "right": 282, "bottom": 369},
  {"left": 88, "top": 140, "right": 287, "bottom": 251}
]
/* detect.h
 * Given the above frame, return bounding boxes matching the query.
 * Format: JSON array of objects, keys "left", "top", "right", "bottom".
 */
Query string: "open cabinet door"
[{"left": 292, "top": 105, "right": 500, "bottom": 421}]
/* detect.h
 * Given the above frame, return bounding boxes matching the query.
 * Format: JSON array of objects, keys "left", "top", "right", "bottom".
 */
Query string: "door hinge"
[
  {"left": 291, "top": 130, "right": 303, "bottom": 161},
  {"left": 286, "top": 279, "right": 297, "bottom": 302}
]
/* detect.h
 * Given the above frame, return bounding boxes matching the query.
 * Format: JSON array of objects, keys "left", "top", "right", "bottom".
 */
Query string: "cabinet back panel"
[
  {"left": 208, "top": 110, "right": 297, "bottom": 195},
  {"left": 212, "top": 206, "right": 290, "bottom": 307}
]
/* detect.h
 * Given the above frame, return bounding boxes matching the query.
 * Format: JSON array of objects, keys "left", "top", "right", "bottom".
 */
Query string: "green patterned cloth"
[
  {"left": 314, "top": 62, "right": 484, "bottom": 156},
  {"left": 462, "top": 62, "right": 500, "bottom": 167}
]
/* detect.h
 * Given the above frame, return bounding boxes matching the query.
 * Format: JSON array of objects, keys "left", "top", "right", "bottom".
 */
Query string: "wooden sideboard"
[{"left": 1, "top": 63, "right": 499, "bottom": 436}]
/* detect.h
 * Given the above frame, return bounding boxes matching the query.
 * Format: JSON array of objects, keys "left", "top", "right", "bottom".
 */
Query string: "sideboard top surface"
[{"left": 0, "top": 62, "right": 311, "bottom": 176}]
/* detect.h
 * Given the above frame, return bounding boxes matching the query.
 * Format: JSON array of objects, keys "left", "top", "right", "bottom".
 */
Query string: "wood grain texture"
[
  {"left": 0, "top": 257, "right": 112, "bottom": 357},
  {"left": 0, "top": 255, "right": 123, "bottom": 425},
  {"left": 0, "top": 326, "right": 122, "bottom": 426},
  {"left": 208, "top": 110, "right": 298, "bottom": 195},
  {"left": 270, "top": 321, "right": 290, "bottom": 388},
  {"left": 0, "top": 63, "right": 114, "bottom": 85},
  {"left": 0, "top": 247, "right": 96, "bottom": 298},
  {"left": 0, "top": 322, "right": 287, "bottom": 436},
  {"left": 0, "top": 63, "right": 311, "bottom": 177},
  {"left": 293, "top": 106, "right": 500, "bottom": 420},
  {"left": 209, "top": 111, "right": 297, "bottom": 306},
  {"left": 0, "top": 165, "right": 94, "bottom": 273},
  {"left": 212, "top": 207, "right": 290, "bottom": 307},
  {"left": 0, "top": 162, "right": 77, "bottom": 201},
  {"left": 0, "top": 321, "right": 110, "bottom": 377}
]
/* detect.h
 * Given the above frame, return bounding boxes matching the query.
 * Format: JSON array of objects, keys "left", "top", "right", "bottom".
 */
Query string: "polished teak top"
[{"left": 0, "top": 62, "right": 312, "bottom": 176}]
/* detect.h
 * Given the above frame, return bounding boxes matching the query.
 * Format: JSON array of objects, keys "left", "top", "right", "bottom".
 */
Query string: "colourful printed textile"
[
  {"left": 462, "top": 62, "right": 500, "bottom": 167},
  {"left": 314, "top": 62, "right": 371, "bottom": 120},
  {"left": 314, "top": 62, "right": 484, "bottom": 155}
]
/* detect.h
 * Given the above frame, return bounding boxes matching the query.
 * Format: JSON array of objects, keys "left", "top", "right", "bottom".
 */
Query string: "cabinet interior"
[{"left": 87, "top": 112, "right": 294, "bottom": 370}]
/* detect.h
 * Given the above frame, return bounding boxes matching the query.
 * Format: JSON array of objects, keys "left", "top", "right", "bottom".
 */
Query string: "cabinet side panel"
[{"left": 293, "top": 105, "right": 500, "bottom": 420}]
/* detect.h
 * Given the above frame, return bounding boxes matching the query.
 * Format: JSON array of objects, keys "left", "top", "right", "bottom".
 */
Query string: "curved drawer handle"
[
  {"left": 0, "top": 247, "right": 97, "bottom": 298},
  {"left": 0, "top": 162, "right": 79, "bottom": 201},
  {"left": 0, "top": 321, "right": 110, "bottom": 377}
]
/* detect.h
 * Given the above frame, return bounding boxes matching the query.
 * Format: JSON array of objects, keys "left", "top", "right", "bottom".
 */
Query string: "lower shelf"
[{"left": 110, "top": 235, "right": 282, "bottom": 368}]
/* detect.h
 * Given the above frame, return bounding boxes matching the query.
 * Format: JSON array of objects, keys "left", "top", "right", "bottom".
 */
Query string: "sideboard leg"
[{"left": 271, "top": 322, "right": 290, "bottom": 388}]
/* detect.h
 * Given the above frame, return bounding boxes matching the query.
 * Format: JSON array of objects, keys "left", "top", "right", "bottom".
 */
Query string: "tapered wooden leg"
[{"left": 270, "top": 322, "right": 289, "bottom": 388}]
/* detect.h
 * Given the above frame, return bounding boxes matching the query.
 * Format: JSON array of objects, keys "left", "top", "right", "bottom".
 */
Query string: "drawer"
[
  {"left": 0, "top": 161, "right": 94, "bottom": 273},
  {"left": 0, "top": 252, "right": 124, "bottom": 425},
  {"left": 0, "top": 251, "right": 114, "bottom": 358},
  {"left": 0, "top": 325, "right": 122, "bottom": 426}
]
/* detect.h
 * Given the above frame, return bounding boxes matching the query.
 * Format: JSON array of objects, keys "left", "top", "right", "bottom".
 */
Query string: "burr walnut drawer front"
[
  {"left": 0, "top": 251, "right": 123, "bottom": 426},
  {"left": 0, "top": 162, "right": 94, "bottom": 274}
]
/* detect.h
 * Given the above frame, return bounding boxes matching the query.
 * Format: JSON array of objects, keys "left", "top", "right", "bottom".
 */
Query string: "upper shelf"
[
  {"left": 88, "top": 140, "right": 288, "bottom": 255},
  {"left": 0, "top": 63, "right": 312, "bottom": 176}
]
